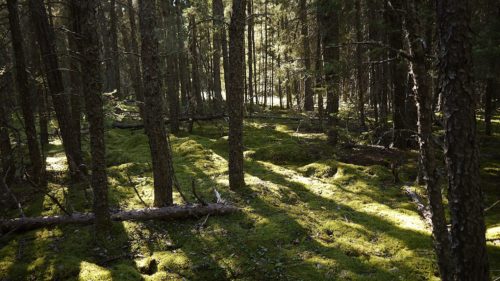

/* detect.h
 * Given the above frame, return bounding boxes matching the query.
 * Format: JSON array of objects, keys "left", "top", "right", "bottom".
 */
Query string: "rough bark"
[
  {"left": 227, "top": 0, "right": 247, "bottom": 189},
  {"left": 139, "top": 0, "right": 175, "bottom": 207},
  {"left": 404, "top": 0, "right": 452, "bottom": 279},
  {"left": 175, "top": 1, "right": 191, "bottom": 109},
  {"left": 1, "top": 204, "right": 238, "bottom": 234},
  {"left": 437, "top": 0, "right": 490, "bottom": 279},
  {"left": 77, "top": 0, "right": 112, "bottom": 236},
  {"left": 7, "top": 0, "right": 44, "bottom": 185},
  {"left": 28, "top": 0, "right": 83, "bottom": 178}
]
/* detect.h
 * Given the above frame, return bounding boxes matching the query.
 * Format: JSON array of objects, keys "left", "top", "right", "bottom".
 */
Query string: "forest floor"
[{"left": 1, "top": 108, "right": 499, "bottom": 281}]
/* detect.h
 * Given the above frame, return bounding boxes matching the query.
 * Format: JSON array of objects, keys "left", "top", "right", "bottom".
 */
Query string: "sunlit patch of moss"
[
  {"left": 298, "top": 160, "right": 338, "bottom": 178},
  {"left": 78, "top": 261, "right": 112, "bottom": 281}
]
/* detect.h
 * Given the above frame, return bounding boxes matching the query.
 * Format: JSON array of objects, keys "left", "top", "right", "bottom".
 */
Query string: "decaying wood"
[
  {"left": 404, "top": 186, "right": 432, "bottom": 227},
  {"left": 0, "top": 204, "right": 238, "bottom": 234}
]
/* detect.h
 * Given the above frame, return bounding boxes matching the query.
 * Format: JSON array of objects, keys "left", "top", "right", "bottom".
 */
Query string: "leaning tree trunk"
[
  {"left": 436, "top": 0, "right": 490, "bottom": 279},
  {"left": 28, "top": 0, "right": 83, "bottom": 178},
  {"left": 139, "top": 0, "right": 175, "bottom": 207},
  {"left": 404, "top": 0, "right": 452, "bottom": 279},
  {"left": 7, "top": 0, "right": 44, "bottom": 185},
  {"left": 227, "top": 0, "right": 247, "bottom": 190},
  {"left": 77, "top": 0, "right": 112, "bottom": 237}
]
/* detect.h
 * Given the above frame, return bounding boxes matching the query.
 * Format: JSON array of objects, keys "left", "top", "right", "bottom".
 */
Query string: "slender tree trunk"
[
  {"left": 139, "top": 0, "right": 174, "bottom": 206},
  {"left": 67, "top": 1, "right": 83, "bottom": 155},
  {"left": 404, "top": 1, "right": 452, "bottom": 279},
  {"left": 300, "top": 0, "right": 314, "bottom": 111},
  {"left": 109, "top": 0, "right": 121, "bottom": 97},
  {"left": 0, "top": 55, "right": 15, "bottom": 183},
  {"left": 387, "top": 0, "right": 408, "bottom": 149},
  {"left": 8, "top": 0, "right": 44, "bottom": 185},
  {"left": 28, "top": 0, "right": 83, "bottom": 178},
  {"left": 126, "top": 0, "right": 145, "bottom": 117},
  {"left": 484, "top": 62, "right": 496, "bottom": 136},
  {"left": 227, "top": 0, "right": 247, "bottom": 190},
  {"left": 76, "top": 0, "right": 112, "bottom": 237},
  {"left": 355, "top": 0, "right": 366, "bottom": 129},
  {"left": 175, "top": 1, "right": 190, "bottom": 109},
  {"left": 190, "top": 15, "right": 204, "bottom": 115},
  {"left": 247, "top": 0, "right": 254, "bottom": 113},
  {"left": 437, "top": 0, "right": 490, "bottom": 279},
  {"left": 213, "top": 0, "right": 226, "bottom": 113},
  {"left": 164, "top": 1, "right": 180, "bottom": 134}
]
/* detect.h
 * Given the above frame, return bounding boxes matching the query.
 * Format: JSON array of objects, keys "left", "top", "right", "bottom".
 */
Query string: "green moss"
[{"left": 1, "top": 115, "right": 499, "bottom": 281}]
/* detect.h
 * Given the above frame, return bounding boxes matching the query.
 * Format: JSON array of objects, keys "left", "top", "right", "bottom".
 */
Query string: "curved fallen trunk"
[{"left": 1, "top": 203, "right": 238, "bottom": 234}]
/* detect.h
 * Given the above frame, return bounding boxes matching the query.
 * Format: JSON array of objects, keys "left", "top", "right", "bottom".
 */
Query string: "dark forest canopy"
[{"left": 0, "top": 0, "right": 499, "bottom": 280}]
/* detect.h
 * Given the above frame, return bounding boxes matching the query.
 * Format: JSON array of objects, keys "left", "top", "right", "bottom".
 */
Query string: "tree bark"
[
  {"left": 126, "top": 0, "right": 145, "bottom": 117},
  {"left": 404, "top": 0, "right": 452, "bottom": 279},
  {"left": 139, "top": 0, "right": 175, "bottom": 207},
  {"left": 0, "top": 56, "right": 15, "bottom": 184},
  {"left": 28, "top": 0, "right": 83, "bottom": 178},
  {"left": 387, "top": 0, "right": 409, "bottom": 149},
  {"left": 355, "top": 0, "right": 366, "bottom": 129},
  {"left": 76, "top": 0, "right": 112, "bottom": 236},
  {"left": 437, "top": 0, "right": 490, "bottom": 279},
  {"left": 1, "top": 204, "right": 238, "bottom": 234},
  {"left": 247, "top": 0, "right": 255, "bottom": 113},
  {"left": 213, "top": 0, "right": 226, "bottom": 113},
  {"left": 227, "top": 0, "right": 247, "bottom": 190},
  {"left": 300, "top": 0, "right": 314, "bottom": 111},
  {"left": 7, "top": 0, "right": 44, "bottom": 185},
  {"left": 109, "top": 0, "right": 121, "bottom": 97},
  {"left": 189, "top": 15, "right": 204, "bottom": 115}
]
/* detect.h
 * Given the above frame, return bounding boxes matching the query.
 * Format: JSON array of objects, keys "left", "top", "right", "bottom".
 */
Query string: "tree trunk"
[
  {"left": 247, "top": 0, "right": 254, "bottom": 113},
  {"left": 109, "top": 0, "right": 121, "bottom": 97},
  {"left": 355, "top": 0, "right": 366, "bottom": 129},
  {"left": 404, "top": 0, "right": 452, "bottom": 279},
  {"left": 0, "top": 55, "right": 15, "bottom": 184},
  {"left": 227, "top": 0, "right": 247, "bottom": 190},
  {"left": 437, "top": 0, "right": 490, "bottom": 279},
  {"left": 213, "top": 0, "right": 226, "bottom": 114},
  {"left": 162, "top": 1, "right": 180, "bottom": 134},
  {"left": 67, "top": 0, "right": 83, "bottom": 155},
  {"left": 190, "top": 15, "right": 204, "bottom": 115},
  {"left": 126, "top": 0, "right": 145, "bottom": 117},
  {"left": 1, "top": 204, "right": 238, "bottom": 234},
  {"left": 175, "top": 1, "right": 191, "bottom": 109},
  {"left": 300, "top": 0, "right": 314, "bottom": 111},
  {"left": 386, "top": 0, "right": 408, "bottom": 149},
  {"left": 28, "top": 0, "right": 83, "bottom": 178},
  {"left": 318, "top": 0, "right": 340, "bottom": 145},
  {"left": 139, "top": 0, "right": 175, "bottom": 207},
  {"left": 76, "top": 0, "right": 112, "bottom": 237},
  {"left": 8, "top": 0, "right": 44, "bottom": 185}
]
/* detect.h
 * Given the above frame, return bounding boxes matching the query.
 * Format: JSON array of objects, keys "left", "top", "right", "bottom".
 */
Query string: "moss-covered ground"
[{"left": 1, "top": 112, "right": 499, "bottom": 280}]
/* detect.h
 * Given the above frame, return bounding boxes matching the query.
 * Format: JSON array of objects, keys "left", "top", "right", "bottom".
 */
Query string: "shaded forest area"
[{"left": 0, "top": 0, "right": 499, "bottom": 280}]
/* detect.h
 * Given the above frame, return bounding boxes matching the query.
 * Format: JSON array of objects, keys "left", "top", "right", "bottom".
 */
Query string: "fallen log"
[
  {"left": 112, "top": 114, "right": 327, "bottom": 129},
  {"left": 1, "top": 203, "right": 238, "bottom": 234}
]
